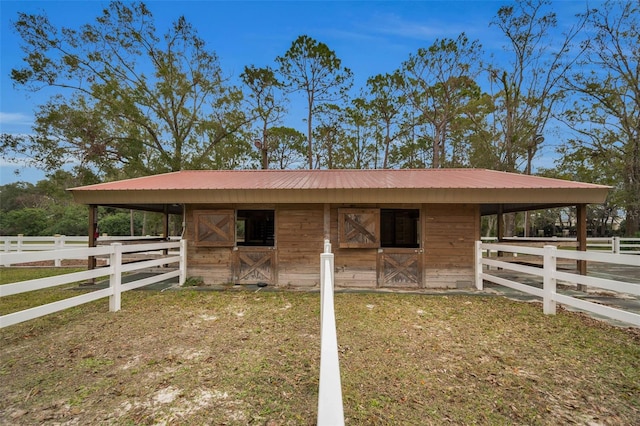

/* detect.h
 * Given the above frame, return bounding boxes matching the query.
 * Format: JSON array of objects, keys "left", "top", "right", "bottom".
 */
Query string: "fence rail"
[
  {"left": 480, "top": 236, "right": 640, "bottom": 254},
  {"left": 317, "top": 239, "right": 345, "bottom": 426},
  {"left": 1, "top": 235, "right": 181, "bottom": 266},
  {"left": 0, "top": 240, "right": 186, "bottom": 328},
  {"left": 475, "top": 241, "right": 640, "bottom": 327}
]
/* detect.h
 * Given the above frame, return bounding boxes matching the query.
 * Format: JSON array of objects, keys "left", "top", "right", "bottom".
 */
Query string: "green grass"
[
  {"left": 0, "top": 267, "right": 87, "bottom": 316},
  {"left": 1, "top": 267, "right": 639, "bottom": 424}
]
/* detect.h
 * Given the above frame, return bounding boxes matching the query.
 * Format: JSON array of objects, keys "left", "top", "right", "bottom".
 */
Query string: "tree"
[
  {"left": 561, "top": 0, "right": 640, "bottom": 236},
  {"left": 0, "top": 208, "right": 50, "bottom": 236},
  {"left": 6, "top": 1, "right": 248, "bottom": 178},
  {"left": 488, "top": 0, "right": 588, "bottom": 173},
  {"left": 265, "top": 126, "right": 306, "bottom": 169},
  {"left": 340, "top": 99, "right": 378, "bottom": 169},
  {"left": 241, "top": 65, "right": 287, "bottom": 169},
  {"left": 401, "top": 34, "right": 483, "bottom": 168},
  {"left": 364, "top": 72, "right": 407, "bottom": 168},
  {"left": 276, "top": 35, "right": 353, "bottom": 169}
]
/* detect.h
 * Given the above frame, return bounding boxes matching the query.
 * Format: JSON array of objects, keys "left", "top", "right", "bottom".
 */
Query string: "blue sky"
[{"left": 0, "top": 0, "right": 589, "bottom": 184}]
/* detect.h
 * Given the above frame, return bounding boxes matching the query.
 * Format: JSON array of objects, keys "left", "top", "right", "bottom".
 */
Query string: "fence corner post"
[
  {"left": 543, "top": 245, "right": 557, "bottom": 315},
  {"left": 179, "top": 239, "right": 187, "bottom": 286},
  {"left": 475, "top": 240, "right": 483, "bottom": 290},
  {"left": 109, "top": 242, "right": 123, "bottom": 312}
]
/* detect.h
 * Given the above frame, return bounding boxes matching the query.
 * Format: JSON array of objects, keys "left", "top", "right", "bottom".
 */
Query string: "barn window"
[
  {"left": 236, "top": 210, "right": 275, "bottom": 247},
  {"left": 194, "top": 210, "right": 235, "bottom": 247},
  {"left": 381, "top": 209, "right": 419, "bottom": 248},
  {"left": 338, "top": 208, "right": 380, "bottom": 248}
]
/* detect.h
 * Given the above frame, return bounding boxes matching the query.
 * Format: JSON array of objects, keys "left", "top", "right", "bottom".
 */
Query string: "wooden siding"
[
  {"left": 276, "top": 205, "right": 325, "bottom": 287},
  {"left": 184, "top": 203, "right": 480, "bottom": 289},
  {"left": 423, "top": 204, "right": 479, "bottom": 288}
]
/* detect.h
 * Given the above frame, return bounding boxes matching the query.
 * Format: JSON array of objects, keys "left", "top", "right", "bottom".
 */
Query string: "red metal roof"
[{"left": 69, "top": 169, "right": 608, "bottom": 191}]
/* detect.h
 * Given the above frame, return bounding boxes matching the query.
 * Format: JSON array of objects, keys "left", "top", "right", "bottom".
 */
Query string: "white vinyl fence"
[
  {"left": 475, "top": 241, "right": 640, "bottom": 327},
  {"left": 0, "top": 240, "right": 186, "bottom": 328},
  {"left": 481, "top": 236, "right": 640, "bottom": 254},
  {"left": 0, "top": 235, "right": 181, "bottom": 266},
  {"left": 317, "top": 239, "right": 345, "bottom": 426}
]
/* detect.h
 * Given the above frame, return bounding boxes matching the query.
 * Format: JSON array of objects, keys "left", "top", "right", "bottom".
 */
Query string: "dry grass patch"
[{"left": 0, "top": 277, "right": 638, "bottom": 425}]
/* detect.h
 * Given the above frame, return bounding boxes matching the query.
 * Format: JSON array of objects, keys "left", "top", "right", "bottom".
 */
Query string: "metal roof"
[{"left": 69, "top": 169, "right": 610, "bottom": 215}]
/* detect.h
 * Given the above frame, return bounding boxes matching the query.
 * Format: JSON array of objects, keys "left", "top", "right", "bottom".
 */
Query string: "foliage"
[
  {"left": 7, "top": 1, "right": 249, "bottom": 178},
  {"left": 241, "top": 65, "right": 287, "bottom": 169},
  {"left": 488, "top": 0, "right": 587, "bottom": 173},
  {"left": 277, "top": 35, "right": 353, "bottom": 169},
  {"left": 560, "top": 0, "right": 640, "bottom": 236},
  {"left": 98, "top": 211, "right": 143, "bottom": 236},
  {"left": 401, "top": 34, "right": 484, "bottom": 168},
  {"left": 266, "top": 126, "right": 307, "bottom": 170},
  {"left": 0, "top": 208, "right": 50, "bottom": 236}
]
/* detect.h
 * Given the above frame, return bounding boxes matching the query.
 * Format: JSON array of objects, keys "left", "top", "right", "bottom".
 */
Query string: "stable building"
[{"left": 69, "top": 169, "right": 609, "bottom": 290}]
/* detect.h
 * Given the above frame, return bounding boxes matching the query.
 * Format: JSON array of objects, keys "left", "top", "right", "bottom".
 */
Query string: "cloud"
[{"left": 0, "top": 112, "right": 32, "bottom": 126}]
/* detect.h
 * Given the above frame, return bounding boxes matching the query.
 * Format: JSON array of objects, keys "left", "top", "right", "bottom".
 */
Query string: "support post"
[
  {"left": 109, "top": 243, "right": 123, "bottom": 312},
  {"left": 576, "top": 204, "right": 587, "bottom": 291},
  {"left": 497, "top": 206, "right": 504, "bottom": 242},
  {"left": 162, "top": 205, "right": 170, "bottom": 256},
  {"left": 88, "top": 205, "right": 98, "bottom": 272},
  {"left": 323, "top": 204, "right": 331, "bottom": 241},
  {"left": 543, "top": 245, "right": 557, "bottom": 315}
]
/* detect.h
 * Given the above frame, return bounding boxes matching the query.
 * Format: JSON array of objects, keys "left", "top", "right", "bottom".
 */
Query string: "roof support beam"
[
  {"left": 497, "top": 205, "right": 504, "bottom": 242},
  {"left": 88, "top": 204, "right": 98, "bottom": 278},
  {"left": 577, "top": 204, "right": 588, "bottom": 291}
]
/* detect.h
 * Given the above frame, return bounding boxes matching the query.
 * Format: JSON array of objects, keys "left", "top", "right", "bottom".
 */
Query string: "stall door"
[
  {"left": 233, "top": 247, "right": 276, "bottom": 285},
  {"left": 378, "top": 249, "right": 423, "bottom": 288}
]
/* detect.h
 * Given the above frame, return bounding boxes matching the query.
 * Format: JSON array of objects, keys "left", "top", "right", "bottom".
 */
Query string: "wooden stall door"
[
  {"left": 378, "top": 249, "right": 423, "bottom": 289},
  {"left": 233, "top": 247, "right": 276, "bottom": 285}
]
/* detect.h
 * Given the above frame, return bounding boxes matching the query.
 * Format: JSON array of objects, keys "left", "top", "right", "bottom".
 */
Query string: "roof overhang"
[{"left": 68, "top": 169, "right": 610, "bottom": 216}]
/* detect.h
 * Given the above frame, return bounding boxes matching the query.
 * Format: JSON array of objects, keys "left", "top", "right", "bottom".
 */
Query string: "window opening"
[
  {"left": 236, "top": 210, "right": 275, "bottom": 246},
  {"left": 381, "top": 209, "right": 419, "bottom": 248}
]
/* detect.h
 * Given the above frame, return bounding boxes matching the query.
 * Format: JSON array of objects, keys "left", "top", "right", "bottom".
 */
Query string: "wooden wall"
[
  {"left": 184, "top": 203, "right": 479, "bottom": 289},
  {"left": 422, "top": 204, "right": 480, "bottom": 288},
  {"left": 276, "top": 205, "right": 324, "bottom": 288}
]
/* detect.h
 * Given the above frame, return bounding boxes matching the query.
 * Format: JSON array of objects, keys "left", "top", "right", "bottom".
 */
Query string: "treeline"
[
  {"left": 0, "top": 171, "right": 179, "bottom": 236},
  {"left": 0, "top": 0, "right": 638, "bottom": 235}
]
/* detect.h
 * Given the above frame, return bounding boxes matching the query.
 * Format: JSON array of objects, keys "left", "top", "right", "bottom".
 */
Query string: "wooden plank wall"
[
  {"left": 423, "top": 204, "right": 480, "bottom": 288},
  {"left": 184, "top": 204, "right": 235, "bottom": 284},
  {"left": 184, "top": 203, "right": 480, "bottom": 289},
  {"left": 276, "top": 205, "right": 325, "bottom": 288}
]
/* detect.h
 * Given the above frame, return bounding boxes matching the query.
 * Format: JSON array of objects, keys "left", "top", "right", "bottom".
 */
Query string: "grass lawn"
[{"left": 1, "top": 268, "right": 639, "bottom": 425}]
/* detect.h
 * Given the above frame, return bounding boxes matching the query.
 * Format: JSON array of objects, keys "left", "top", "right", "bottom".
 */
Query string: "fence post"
[
  {"left": 475, "top": 240, "right": 484, "bottom": 290},
  {"left": 612, "top": 236, "right": 620, "bottom": 254},
  {"left": 17, "top": 234, "right": 23, "bottom": 252},
  {"left": 4, "top": 238, "right": 11, "bottom": 266},
  {"left": 318, "top": 244, "right": 343, "bottom": 426},
  {"left": 54, "top": 234, "right": 62, "bottom": 267},
  {"left": 543, "top": 245, "right": 557, "bottom": 315},
  {"left": 109, "top": 243, "right": 123, "bottom": 312},
  {"left": 179, "top": 239, "right": 187, "bottom": 286}
]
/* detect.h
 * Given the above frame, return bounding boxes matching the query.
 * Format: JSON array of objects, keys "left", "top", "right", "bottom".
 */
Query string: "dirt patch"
[{"left": 1, "top": 290, "right": 639, "bottom": 424}]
